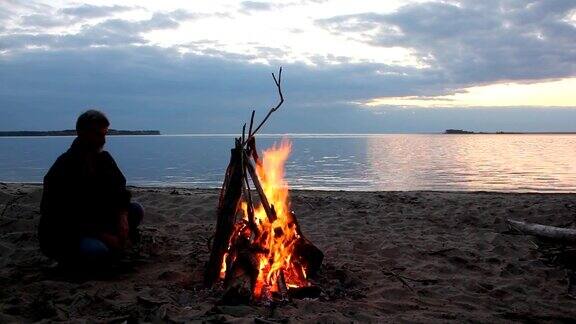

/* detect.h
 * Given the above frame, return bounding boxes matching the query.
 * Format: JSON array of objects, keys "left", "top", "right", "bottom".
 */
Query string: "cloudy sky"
[{"left": 1, "top": 0, "right": 575, "bottom": 133}]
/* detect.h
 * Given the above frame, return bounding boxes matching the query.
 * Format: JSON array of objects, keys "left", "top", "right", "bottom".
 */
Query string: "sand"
[{"left": 1, "top": 182, "right": 576, "bottom": 322}]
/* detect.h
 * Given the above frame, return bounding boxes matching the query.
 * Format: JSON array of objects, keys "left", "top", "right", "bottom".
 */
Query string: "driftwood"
[
  {"left": 507, "top": 219, "right": 576, "bottom": 298},
  {"left": 506, "top": 219, "right": 576, "bottom": 243}
]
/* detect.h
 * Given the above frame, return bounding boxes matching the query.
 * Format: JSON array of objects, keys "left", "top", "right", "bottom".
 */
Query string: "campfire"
[{"left": 204, "top": 68, "right": 323, "bottom": 303}]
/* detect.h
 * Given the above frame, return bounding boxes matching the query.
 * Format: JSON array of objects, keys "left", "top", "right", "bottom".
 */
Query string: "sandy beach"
[{"left": 1, "top": 182, "right": 576, "bottom": 322}]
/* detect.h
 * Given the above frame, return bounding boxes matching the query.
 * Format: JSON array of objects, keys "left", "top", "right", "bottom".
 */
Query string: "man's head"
[{"left": 76, "top": 109, "right": 109, "bottom": 151}]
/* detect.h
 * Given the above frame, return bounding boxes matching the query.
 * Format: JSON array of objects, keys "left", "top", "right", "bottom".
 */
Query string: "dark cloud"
[
  {"left": 94, "top": 13, "right": 178, "bottom": 34},
  {"left": 59, "top": 4, "right": 133, "bottom": 19},
  {"left": 317, "top": 0, "right": 576, "bottom": 88},
  {"left": 20, "top": 13, "right": 77, "bottom": 28},
  {"left": 1, "top": 10, "right": 200, "bottom": 51},
  {"left": 178, "top": 42, "right": 290, "bottom": 63},
  {"left": 0, "top": 45, "right": 427, "bottom": 105},
  {"left": 252, "top": 46, "right": 289, "bottom": 62},
  {"left": 0, "top": 29, "right": 143, "bottom": 51},
  {"left": 0, "top": 45, "right": 425, "bottom": 132},
  {"left": 11, "top": 4, "right": 136, "bottom": 30},
  {"left": 1, "top": 44, "right": 574, "bottom": 133}
]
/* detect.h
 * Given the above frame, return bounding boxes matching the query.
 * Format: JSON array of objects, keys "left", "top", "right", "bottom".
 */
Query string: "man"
[{"left": 39, "top": 110, "right": 143, "bottom": 266}]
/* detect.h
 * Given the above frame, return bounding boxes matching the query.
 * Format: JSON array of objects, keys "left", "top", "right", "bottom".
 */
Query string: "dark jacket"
[{"left": 39, "top": 138, "right": 131, "bottom": 258}]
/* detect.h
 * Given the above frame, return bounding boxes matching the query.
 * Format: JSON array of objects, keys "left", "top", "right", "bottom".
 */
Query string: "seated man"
[{"left": 39, "top": 110, "right": 143, "bottom": 266}]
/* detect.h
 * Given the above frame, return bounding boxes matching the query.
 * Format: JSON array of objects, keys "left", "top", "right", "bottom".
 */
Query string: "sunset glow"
[{"left": 366, "top": 78, "right": 576, "bottom": 108}]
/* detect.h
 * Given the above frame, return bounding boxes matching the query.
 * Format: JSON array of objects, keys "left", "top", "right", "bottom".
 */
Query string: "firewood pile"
[{"left": 204, "top": 68, "right": 323, "bottom": 304}]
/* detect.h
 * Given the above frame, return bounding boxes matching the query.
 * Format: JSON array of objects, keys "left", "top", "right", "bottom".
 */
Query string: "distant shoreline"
[
  {"left": 444, "top": 129, "right": 576, "bottom": 135},
  {"left": 1, "top": 130, "right": 574, "bottom": 137},
  {"left": 0, "top": 129, "right": 161, "bottom": 137}
]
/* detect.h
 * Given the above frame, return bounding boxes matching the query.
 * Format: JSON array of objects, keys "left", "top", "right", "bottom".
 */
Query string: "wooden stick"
[
  {"left": 249, "top": 137, "right": 260, "bottom": 166},
  {"left": 204, "top": 142, "right": 245, "bottom": 287},
  {"left": 238, "top": 144, "right": 258, "bottom": 235},
  {"left": 242, "top": 157, "right": 259, "bottom": 236},
  {"left": 277, "top": 270, "right": 290, "bottom": 302},
  {"left": 244, "top": 151, "right": 277, "bottom": 223},
  {"left": 382, "top": 269, "right": 415, "bottom": 292},
  {"left": 243, "top": 67, "right": 284, "bottom": 146},
  {"left": 507, "top": 219, "right": 576, "bottom": 243},
  {"left": 248, "top": 110, "right": 255, "bottom": 137}
]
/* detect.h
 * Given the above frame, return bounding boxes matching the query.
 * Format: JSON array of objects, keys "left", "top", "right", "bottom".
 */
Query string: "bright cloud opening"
[{"left": 365, "top": 78, "right": 576, "bottom": 108}]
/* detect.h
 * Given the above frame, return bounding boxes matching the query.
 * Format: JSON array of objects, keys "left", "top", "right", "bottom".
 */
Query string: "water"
[{"left": 0, "top": 134, "right": 574, "bottom": 192}]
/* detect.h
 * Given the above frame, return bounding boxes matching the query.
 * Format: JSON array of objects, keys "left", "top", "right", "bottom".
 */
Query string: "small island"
[
  {"left": 444, "top": 129, "right": 475, "bottom": 134},
  {"left": 0, "top": 129, "right": 161, "bottom": 137},
  {"left": 444, "top": 129, "right": 576, "bottom": 135}
]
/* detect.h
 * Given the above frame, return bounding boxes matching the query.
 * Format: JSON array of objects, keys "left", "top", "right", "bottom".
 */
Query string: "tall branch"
[{"left": 243, "top": 67, "right": 284, "bottom": 146}]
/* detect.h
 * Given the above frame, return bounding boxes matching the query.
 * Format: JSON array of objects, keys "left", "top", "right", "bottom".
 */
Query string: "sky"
[{"left": 1, "top": 0, "right": 575, "bottom": 133}]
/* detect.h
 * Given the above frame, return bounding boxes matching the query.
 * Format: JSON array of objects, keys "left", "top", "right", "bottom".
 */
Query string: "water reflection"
[
  {"left": 365, "top": 134, "right": 576, "bottom": 192},
  {"left": 0, "top": 134, "right": 574, "bottom": 192}
]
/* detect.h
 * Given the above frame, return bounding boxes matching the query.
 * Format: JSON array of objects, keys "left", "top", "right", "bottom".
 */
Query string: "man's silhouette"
[{"left": 39, "top": 110, "right": 143, "bottom": 266}]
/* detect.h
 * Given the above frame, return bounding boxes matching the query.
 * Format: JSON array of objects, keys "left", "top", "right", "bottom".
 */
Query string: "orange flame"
[
  {"left": 251, "top": 138, "right": 308, "bottom": 299},
  {"left": 220, "top": 138, "right": 309, "bottom": 300}
]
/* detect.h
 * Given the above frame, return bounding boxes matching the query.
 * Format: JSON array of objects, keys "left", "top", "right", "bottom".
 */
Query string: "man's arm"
[
  {"left": 96, "top": 152, "right": 132, "bottom": 251},
  {"left": 98, "top": 210, "right": 129, "bottom": 251}
]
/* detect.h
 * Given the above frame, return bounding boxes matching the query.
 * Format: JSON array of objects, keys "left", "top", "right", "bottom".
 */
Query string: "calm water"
[{"left": 0, "top": 134, "right": 574, "bottom": 192}]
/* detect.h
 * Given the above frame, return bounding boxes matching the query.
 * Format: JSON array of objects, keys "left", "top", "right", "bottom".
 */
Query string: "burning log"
[
  {"left": 204, "top": 140, "right": 245, "bottom": 287},
  {"left": 289, "top": 210, "right": 323, "bottom": 276},
  {"left": 293, "top": 236, "right": 324, "bottom": 277},
  {"left": 244, "top": 151, "right": 276, "bottom": 223},
  {"left": 204, "top": 68, "right": 324, "bottom": 303}
]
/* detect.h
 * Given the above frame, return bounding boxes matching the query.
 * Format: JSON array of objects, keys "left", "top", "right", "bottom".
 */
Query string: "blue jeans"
[
  {"left": 78, "top": 237, "right": 110, "bottom": 258},
  {"left": 75, "top": 202, "right": 144, "bottom": 262}
]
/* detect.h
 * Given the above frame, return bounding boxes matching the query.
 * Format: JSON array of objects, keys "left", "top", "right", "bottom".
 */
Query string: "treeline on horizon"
[{"left": 0, "top": 129, "right": 161, "bottom": 136}]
